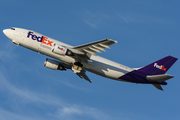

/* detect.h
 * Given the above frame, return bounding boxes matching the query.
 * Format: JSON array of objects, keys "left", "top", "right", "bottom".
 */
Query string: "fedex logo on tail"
[
  {"left": 27, "top": 31, "right": 53, "bottom": 46},
  {"left": 154, "top": 63, "right": 166, "bottom": 71}
]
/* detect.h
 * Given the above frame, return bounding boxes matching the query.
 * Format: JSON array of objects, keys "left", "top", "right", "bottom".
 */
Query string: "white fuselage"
[{"left": 3, "top": 28, "right": 134, "bottom": 81}]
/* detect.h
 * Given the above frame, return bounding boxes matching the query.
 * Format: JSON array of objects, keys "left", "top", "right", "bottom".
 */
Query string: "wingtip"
[{"left": 106, "top": 39, "right": 118, "bottom": 43}]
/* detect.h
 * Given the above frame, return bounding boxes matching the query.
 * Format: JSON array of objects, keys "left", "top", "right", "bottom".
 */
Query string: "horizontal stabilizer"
[
  {"left": 147, "top": 74, "right": 173, "bottom": 83},
  {"left": 152, "top": 84, "right": 163, "bottom": 91}
]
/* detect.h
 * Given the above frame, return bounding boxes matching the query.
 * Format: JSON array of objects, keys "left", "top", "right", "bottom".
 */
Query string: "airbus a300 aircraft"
[{"left": 3, "top": 27, "right": 178, "bottom": 90}]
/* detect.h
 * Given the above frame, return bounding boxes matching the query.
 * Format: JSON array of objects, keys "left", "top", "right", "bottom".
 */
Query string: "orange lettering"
[
  {"left": 161, "top": 66, "right": 166, "bottom": 71},
  {"left": 42, "top": 37, "right": 48, "bottom": 44},
  {"left": 47, "top": 40, "right": 53, "bottom": 46}
]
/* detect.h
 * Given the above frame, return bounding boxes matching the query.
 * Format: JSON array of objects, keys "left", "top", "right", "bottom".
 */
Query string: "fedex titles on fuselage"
[{"left": 27, "top": 31, "right": 53, "bottom": 47}]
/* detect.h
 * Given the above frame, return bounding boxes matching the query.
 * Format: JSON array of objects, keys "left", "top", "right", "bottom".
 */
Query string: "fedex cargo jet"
[{"left": 3, "top": 27, "right": 178, "bottom": 90}]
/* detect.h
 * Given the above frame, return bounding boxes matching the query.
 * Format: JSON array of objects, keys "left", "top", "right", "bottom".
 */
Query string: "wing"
[
  {"left": 69, "top": 39, "right": 117, "bottom": 82},
  {"left": 70, "top": 39, "right": 117, "bottom": 56}
]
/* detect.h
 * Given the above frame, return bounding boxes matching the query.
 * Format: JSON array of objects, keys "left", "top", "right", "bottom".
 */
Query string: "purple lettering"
[
  {"left": 27, "top": 31, "right": 53, "bottom": 46},
  {"left": 27, "top": 31, "right": 33, "bottom": 38},
  {"left": 32, "top": 35, "right": 37, "bottom": 40},
  {"left": 37, "top": 36, "right": 43, "bottom": 42}
]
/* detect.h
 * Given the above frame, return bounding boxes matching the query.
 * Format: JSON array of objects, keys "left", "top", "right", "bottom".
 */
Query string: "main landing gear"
[{"left": 71, "top": 62, "right": 83, "bottom": 73}]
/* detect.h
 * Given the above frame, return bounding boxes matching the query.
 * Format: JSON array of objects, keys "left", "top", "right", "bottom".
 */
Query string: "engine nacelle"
[
  {"left": 52, "top": 44, "right": 73, "bottom": 56},
  {"left": 44, "top": 58, "right": 66, "bottom": 70}
]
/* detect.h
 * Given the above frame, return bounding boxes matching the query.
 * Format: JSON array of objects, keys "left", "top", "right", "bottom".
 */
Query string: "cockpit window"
[{"left": 11, "top": 28, "right": 15, "bottom": 30}]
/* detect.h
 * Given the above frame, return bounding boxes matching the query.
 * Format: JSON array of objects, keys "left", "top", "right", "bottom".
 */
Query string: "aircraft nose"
[
  {"left": 3, "top": 29, "right": 7, "bottom": 35},
  {"left": 3, "top": 29, "right": 13, "bottom": 40},
  {"left": 3, "top": 29, "right": 10, "bottom": 36}
]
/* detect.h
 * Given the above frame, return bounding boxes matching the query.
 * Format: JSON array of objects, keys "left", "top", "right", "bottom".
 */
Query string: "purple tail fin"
[{"left": 137, "top": 56, "right": 178, "bottom": 75}]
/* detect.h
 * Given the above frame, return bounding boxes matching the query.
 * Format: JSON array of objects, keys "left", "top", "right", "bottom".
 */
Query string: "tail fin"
[{"left": 138, "top": 56, "right": 178, "bottom": 75}]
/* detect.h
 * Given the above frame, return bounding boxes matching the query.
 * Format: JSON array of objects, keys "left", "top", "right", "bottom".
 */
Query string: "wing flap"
[
  {"left": 99, "top": 43, "right": 110, "bottom": 49},
  {"left": 83, "top": 49, "right": 96, "bottom": 55},
  {"left": 89, "top": 47, "right": 102, "bottom": 53},
  {"left": 92, "top": 45, "right": 106, "bottom": 52}
]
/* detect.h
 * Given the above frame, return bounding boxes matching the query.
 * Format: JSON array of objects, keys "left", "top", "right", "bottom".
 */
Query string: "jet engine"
[
  {"left": 44, "top": 58, "right": 66, "bottom": 70},
  {"left": 52, "top": 44, "right": 73, "bottom": 56}
]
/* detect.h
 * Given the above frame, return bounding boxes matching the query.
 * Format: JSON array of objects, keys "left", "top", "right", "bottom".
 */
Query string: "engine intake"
[{"left": 44, "top": 58, "right": 66, "bottom": 70}]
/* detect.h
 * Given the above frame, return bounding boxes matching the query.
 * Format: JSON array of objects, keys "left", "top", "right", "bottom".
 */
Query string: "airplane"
[{"left": 3, "top": 27, "right": 178, "bottom": 90}]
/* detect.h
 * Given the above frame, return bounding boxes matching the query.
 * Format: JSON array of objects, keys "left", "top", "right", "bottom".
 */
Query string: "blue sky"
[{"left": 0, "top": 0, "right": 180, "bottom": 120}]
